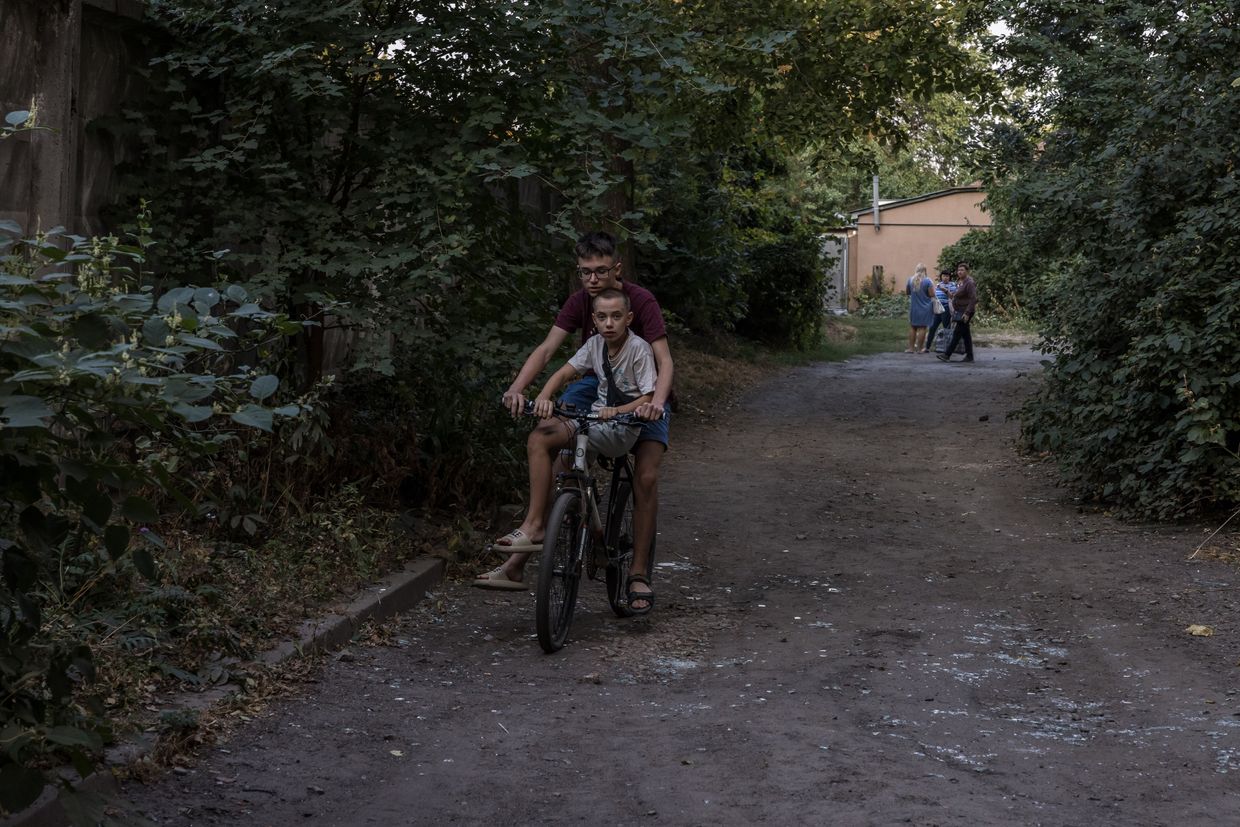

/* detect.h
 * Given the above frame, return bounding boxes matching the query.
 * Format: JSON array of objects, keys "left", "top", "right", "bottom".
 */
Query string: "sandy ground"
[{"left": 122, "top": 347, "right": 1240, "bottom": 826}]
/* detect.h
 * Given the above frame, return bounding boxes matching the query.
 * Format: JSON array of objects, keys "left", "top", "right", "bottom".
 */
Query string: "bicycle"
[{"left": 519, "top": 401, "right": 656, "bottom": 653}]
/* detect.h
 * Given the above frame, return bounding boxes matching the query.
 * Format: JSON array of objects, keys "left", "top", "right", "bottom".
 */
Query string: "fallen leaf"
[
  {"left": 1186, "top": 624, "right": 1215, "bottom": 637},
  {"left": 389, "top": 749, "right": 404, "bottom": 757}
]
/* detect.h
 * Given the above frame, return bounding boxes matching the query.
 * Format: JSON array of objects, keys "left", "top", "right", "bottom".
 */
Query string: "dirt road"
[{"left": 124, "top": 347, "right": 1240, "bottom": 825}]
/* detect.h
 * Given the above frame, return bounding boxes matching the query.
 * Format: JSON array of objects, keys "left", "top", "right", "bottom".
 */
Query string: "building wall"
[{"left": 846, "top": 189, "right": 989, "bottom": 298}]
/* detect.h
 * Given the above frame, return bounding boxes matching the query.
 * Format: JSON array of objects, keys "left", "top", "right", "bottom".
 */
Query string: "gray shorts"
[{"left": 574, "top": 419, "right": 640, "bottom": 464}]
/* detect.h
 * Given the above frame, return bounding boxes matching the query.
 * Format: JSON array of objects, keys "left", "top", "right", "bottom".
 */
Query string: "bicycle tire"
[
  {"left": 604, "top": 475, "right": 655, "bottom": 617},
  {"left": 536, "top": 489, "right": 585, "bottom": 653}
]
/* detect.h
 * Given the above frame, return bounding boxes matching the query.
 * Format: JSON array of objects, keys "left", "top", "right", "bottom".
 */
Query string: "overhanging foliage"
[{"left": 988, "top": 0, "right": 1240, "bottom": 518}]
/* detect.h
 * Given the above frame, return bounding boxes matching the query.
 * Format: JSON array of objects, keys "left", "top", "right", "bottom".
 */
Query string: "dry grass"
[{"left": 672, "top": 341, "right": 780, "bottom": 420}]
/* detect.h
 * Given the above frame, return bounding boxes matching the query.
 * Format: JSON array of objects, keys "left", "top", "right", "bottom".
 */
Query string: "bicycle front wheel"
[{"left": 536, "top": 489, "right": 585, "bottom": 653}]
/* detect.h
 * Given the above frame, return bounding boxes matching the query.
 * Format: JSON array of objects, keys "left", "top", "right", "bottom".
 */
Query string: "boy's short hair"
[
  {"left": 592, "top": 287, "right": 630, "bottom": 311},
  {"left": 575, "top": 231, "right": 618, "bottom": 261},
  {"left": 939, "top": 268, "right": 953, "bottom": 277}
]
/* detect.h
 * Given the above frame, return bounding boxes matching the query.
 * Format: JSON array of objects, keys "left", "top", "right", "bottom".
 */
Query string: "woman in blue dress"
[{"left": 905, "top": 263, "right": 935, "bottom": 353}]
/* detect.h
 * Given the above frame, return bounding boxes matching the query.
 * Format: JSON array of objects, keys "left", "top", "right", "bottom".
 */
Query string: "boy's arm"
[
  {"left": 502, "top": 324, "right": 571, "bottom": 416},
  {"left": 635, "top": 337, "right": 672, "bottom": 421},
  {"left": 532, "top": 362, "right": 581, "bottom": 418},
  {"left": 600, "top": 392, "right": 653, "bottom": 420}
]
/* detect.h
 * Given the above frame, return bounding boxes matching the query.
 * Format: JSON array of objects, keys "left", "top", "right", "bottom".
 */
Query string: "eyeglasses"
[{"left": 576, "top": 262, "right": 619, "bottom": 281}]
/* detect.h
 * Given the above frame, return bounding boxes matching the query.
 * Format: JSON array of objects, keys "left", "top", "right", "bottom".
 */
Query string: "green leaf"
[
  {"left": 2, "top": 546, "right": 38, "bottom": 591},
  {"left": 132, "top": 548, "right": 157, "bottom": 580},
  {"left": 229, "top": 302, "right": 263, "bottom": 318},
  {"left": 176, "top": 333, "right": 223, "bottom": 351},
  {"left": 156, "top": 287, "right": 195, "bottom": 313},
  {"left": 142, "top": 316, "right": 171, "bottom": 343},
  {"left": 0, "top": 762, "right": 44, "bottom": 814},
  {"left": 45, "top": 726, "right": 103, "bottom": 752},
  {"left": 0, "top": 219, "right": 22, "bottom": 234},
  {"left": 193, "top": 287, "right": 220, "bottom": 306},
  {"left": 225, "top": 284, "right": 248, "bottom": 303},
  {"left": 77, "top": 486, "right": 113, "bottom": 528},
  {"left": 0, "top": 396, "right": 52, "bottom": 428},
  {"left": 59, "top": 790, "right": 109, "bottom": 825},
  {"left": 120, "top": 496, "right": 158, "bottom": 523},
  {"left": 248, "top": 375, "right": 278, "bottom": 400},
  {"left": 4, "top": 110, "right": 30, "bottom": 127},
  {"left": 71, "top": 315, "right": 112, "bottom": 349},
  {"left": 172, "top": 403, "right": 214, "bottom": 422},
  {"left": 140, "top": 529, "right": 166, "bottom": 550},
  {"left": 230, "top": 404, "right": 273, "bottom": 431},
  {"left": 104, "top": 524, "right": 130, "bottom": 559}
]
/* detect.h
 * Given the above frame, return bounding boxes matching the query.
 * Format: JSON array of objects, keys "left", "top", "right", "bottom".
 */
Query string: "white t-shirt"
[{"left": 568, "top": 332, "right": 656, "bottom": 413}]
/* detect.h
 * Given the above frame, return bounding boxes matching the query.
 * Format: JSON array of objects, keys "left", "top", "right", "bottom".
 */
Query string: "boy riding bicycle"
[
  {"left": 476, "top": 288, "right": 657, "bottom": 606},
  {"left": 480, "top": 231, "right": 672, "bottom": 613}
]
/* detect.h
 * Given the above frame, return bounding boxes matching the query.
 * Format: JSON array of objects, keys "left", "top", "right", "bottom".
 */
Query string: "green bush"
[
  {"left": 736, "top": 231, "right": 827, "bottom": 350},
  {"left": 854, "top": 291, "right": 910, "bottom": 319},
  {"left": 990, "top": 0, "right": 1240, "bottom": 518},
  {"left": 937, "top": 212, "right": 1038, "bottom": 322},
  {"left": 0, "top": 221, "right": 305, "bottom": 814}
]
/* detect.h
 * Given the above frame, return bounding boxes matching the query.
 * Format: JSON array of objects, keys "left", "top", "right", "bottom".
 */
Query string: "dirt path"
[{"left": 123, "top": 348, "right": 1240, "bottom": 826}]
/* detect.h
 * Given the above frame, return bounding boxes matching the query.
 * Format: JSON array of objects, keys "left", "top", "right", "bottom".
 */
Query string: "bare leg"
[
  {"left": 914, "top": 327, "right": 927, "bottom": 351},
  {"left": 906, "top": 327, "right": 916, "bottom": 352},
  {"left": 495, "top": 419, "right": 572, "bottom": 581},
  {"left": 628, "top": 440, "right": 664, "bottom": 610}
]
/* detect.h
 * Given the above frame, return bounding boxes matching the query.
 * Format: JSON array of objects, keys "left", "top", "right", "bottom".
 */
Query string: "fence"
[{"left": 0, "top": 0, "right": 146, "bottom": 235}]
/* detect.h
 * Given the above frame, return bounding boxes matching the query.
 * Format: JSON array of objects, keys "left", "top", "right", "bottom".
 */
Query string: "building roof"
[{"left": 847, "top": 184, "right": 985, "bottom": 220}]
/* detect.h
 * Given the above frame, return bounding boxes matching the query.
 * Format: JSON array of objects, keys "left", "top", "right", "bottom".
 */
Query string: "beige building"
[{"left": 829, "top": 185, "right": 989, "bottom": 308}]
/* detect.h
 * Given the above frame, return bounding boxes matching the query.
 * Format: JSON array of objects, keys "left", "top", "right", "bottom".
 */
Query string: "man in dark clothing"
[{"left": 937, "top": 261, "right": 976, "bottom": 363}]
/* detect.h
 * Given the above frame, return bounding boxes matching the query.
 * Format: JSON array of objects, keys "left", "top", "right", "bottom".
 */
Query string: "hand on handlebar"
[
  {"left": 501, "top": 390, "right": 527, "bottom": 419},
  {"left": 532, "top": 396, "right": 555, "bottom": 419},
  {"left": 633, "top": 401, "right": 665, "bottom": 421}
]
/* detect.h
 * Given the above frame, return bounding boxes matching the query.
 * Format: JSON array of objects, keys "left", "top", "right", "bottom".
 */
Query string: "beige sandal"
[{"left": 472, "top": 567, "right": 527, "bottom": 591}]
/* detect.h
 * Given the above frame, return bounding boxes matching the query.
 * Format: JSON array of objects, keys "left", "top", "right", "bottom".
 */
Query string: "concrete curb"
[{"left": 2, "top": 556, "right": 446, "bottom": 827}]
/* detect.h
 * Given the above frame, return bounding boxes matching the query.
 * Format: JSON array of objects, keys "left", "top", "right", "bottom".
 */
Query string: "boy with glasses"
[{"left": 476, "top": 232, "right": 673, "bottom": 615}]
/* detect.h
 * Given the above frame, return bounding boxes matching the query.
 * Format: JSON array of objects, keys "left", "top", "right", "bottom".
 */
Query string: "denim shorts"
[{"left": 559, "top": 376, "right": 671, "bottom": 449}]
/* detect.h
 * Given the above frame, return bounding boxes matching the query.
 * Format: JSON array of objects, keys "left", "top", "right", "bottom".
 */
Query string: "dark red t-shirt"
[{"left": 554, "top": 280, "right": 668, "bottom": 347}]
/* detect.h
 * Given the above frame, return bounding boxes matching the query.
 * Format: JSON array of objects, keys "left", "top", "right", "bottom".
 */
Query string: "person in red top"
[{"left": 474, "top": 231, "right": 673, "bottom": 614}]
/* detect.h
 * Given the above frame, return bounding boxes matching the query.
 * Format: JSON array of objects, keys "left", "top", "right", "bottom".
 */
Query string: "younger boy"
[{"left": 532, "top": 287, "right": 655, "bottom": 471}]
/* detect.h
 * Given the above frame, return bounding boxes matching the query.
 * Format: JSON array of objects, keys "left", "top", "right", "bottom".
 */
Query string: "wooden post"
[{"left": 19, "top": 0, "right": 82, "bottom": 233}]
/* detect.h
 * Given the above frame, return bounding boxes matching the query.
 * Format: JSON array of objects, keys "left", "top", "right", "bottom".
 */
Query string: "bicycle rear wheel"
[
  {"left": 536, "top": 489, "right": 585, "bottom": 653},
  {"left": 604, "top": 474, "right": 655, "bottom": 617}
]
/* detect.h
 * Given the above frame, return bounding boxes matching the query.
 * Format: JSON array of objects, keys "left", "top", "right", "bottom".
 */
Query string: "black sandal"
[{"left": 626, "top": 574, "right": 655, "bottom": 616}]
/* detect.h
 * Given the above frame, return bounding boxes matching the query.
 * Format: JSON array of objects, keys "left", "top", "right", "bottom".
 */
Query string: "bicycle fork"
[{"left": 563, "top": 430, "right": 604, "bottom": 539}]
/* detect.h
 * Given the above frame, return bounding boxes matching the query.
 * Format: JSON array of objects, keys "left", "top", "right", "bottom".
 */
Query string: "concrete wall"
[
  {"left": 0, "top": 0, "right": 145, "bottom": 235},
  {"left": 847, "top": 188, "right": 989, "bottom": 297}
]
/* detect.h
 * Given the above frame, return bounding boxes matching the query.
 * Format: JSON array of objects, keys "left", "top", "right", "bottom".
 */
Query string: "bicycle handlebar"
[{"left": 510, "top": 398, "right": 646, "bottom": 426}]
